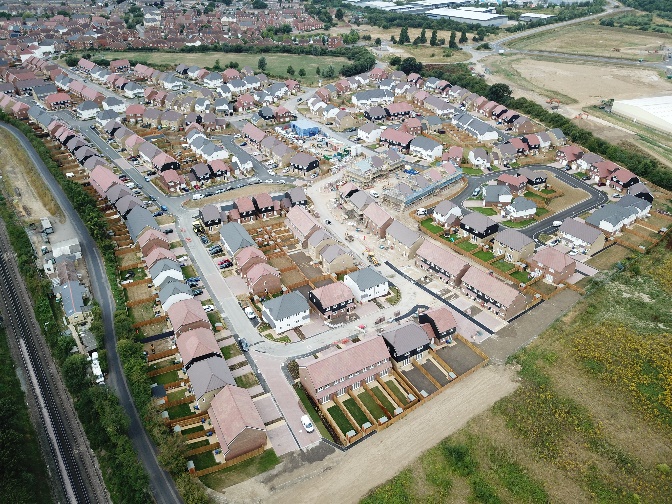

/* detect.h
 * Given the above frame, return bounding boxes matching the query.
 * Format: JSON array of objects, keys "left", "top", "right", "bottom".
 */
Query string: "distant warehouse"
[
  {"left": 611, "top": 95, "right": 672, "bottom": 135},
  {"left": 426, "top": 7, "right": 509, "bottom": 26}
]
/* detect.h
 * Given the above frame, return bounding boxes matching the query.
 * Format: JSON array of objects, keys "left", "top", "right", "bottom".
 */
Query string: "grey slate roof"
[
  {"left": 509, "top": 197, "right": 536, "bottom": 212},
  {"left": 186, "top": 356, "right": 235, "bottom": 400},
  {"left": 262, "top": 291, "right": 309, "bottom": 321},
  {"left": 387, "top": 220, "right": 421, "bottom": 247},
  {"left": 382, "top": 322, "right": 431, "bottom": 356},
  {"left": 125, "top": 206, "right": 158, "bottom": 242},
  {"left": 494, "top": 228, "right": 534, "bottom": 252},
  {"left": 59, "top": 281, "right": 86, "bottom": 317},
  {"left": 558, "top": 218, "right": 603, "bottom": 244},
  {"left": 461, "top": 212, "right": 498, "bottom": 233},
  {"left": 320, "top": 244, "right": 350, "bottom": 264},
  {"left": 345, "top": 267, "right": 387, "bottom": 291},
  {"left": 616, "top": 195, "right": 650, "bottom": 212},
  {"left": 149, "top": 258, "right": 181, "bottom": 280},
  {"left": 483, "top": 185, "right": 511, "bottom": 203},
  {"left": 219, "top": 222, "right": 254, "bottom": 255},
  {"left": 410, "top": 136, "right": 441, "bottom": 152},
  {"left": 159, "top": 280, "right": 192, "bottom": 306},
  {"left": 586, "top": 204, "right": 638, "bottom": 228}
]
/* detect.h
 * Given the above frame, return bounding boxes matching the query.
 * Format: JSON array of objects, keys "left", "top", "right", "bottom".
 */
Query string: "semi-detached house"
[{"left": 261, "top": 291, "right": 310, "bottom": 333}]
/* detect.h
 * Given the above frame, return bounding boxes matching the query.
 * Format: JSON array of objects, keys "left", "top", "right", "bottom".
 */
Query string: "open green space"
[
  {"left": 371, "top": 385, "right": 397, "bottom": 414},
  {"left": 524, "top": 191, "right": 547, "bottom": 202},
  {"left": 328, "top": 404, "right": 355, "bottom": 435},
  {"left": 472, "top": 207, "right": 497, "bottom": 216},
  {"left": 358, "top": 391, "right": 386, "bottom": 420},
  {"left": 153, "top": 369, "right": 179, "bottom": 385},
  {"left": 421, "top": 217, "right": 443, "bottom": 234},
  {"left": 539, "top": 189, "right": 555, "bottom": 195},
  {"left": 186, "top": 439, "right": 211, "bottom": 450},
  {"left": 386, "top": 285, "right": 401, "bottom": 305},
  {"left": 343, "top": 397, "right": 370, "bottom": 427},
  {"left": 362, "top": 240, "right": 672, "bottom": 504},
  {"left": 535, "top": 207, "right": 550, "bottom": 217},
  {"left": 191, "top": 451, "right": 217, "bottom": 471},
  {"left": 457, "top": 241, "right": 479, "bottom": 253},
  {"left": 234, "top": 372, "right": 259, "bottom": 389},
  {"left": 0, "top": 328, "right": 52, "bottom": 503},
  {"left": 491, "top": 260, "right": 515, "bottom": 273},
  {"left": 474, "top": 250, "right": 495, "bottom": 262},
  {"left": 81, "top": 51, "right": 350, "bottom": 85},
  {"left": 200, "top": 449, "right": 280, "bottom": 491},
  {"left": 502, "top": 218, "right": 536, "bottom": 228},
  {"left": 293, "top": 384, "right": 334, "bottom": 441},
  {"left": 385, "top": 380, "right": 409, "bottom": 406},
  {"left": 510, "top": 270, "right": 531, "bottom": 284},
  {"left": 462, "top": 167, "right": 484, "bottom": 176},
  {"left": 221, "top": 344, "right": 242, "bottom": 360},
  {"left": 166, "top": 403, "right": 193, "bottom": 419}
]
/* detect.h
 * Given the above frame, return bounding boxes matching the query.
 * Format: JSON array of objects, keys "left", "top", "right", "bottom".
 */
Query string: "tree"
[
  {"left": 399, "top": 26, "right": 410, "bottom": 44},
  {"left": 257, "top": 56, "right": 267, "bottom": 71},
  {"left": 430, "top": 29, "right": 438, "bottom": 47},
  {"left": 298, "top": 68, "right": 306, "bottom": 77},
  {"left": 375, "top": 37, "right": 381, "bottom": 46},
  {"left": 487, "top": 83, "right": 513, "bottom": 104},
  {"left": 449, "top": 31, "right": 458, "bottom": 49},
  {"left": 62, "top": 354, "right": 90, "bottom": 395},
  {"left": 315, "top": 67, "right": 321, "bottom": 75},
  {"left": 251, "top": 0, "right": 267, "bottom": 8},
  {"left": 335, "top": 7, "right": 344, "bottom": 20},
  {"left": 399, "top": 57, "right": 423, "bottom": 75},
  {"left": 459, "top": 30, "right": 468, "bottom": 44},
  {"left": 323, "top": 65, "right": 336, "bottom": 78},
  {"left": 65, "top": 55, "right": 79, "bottom": 67},
  {"left": 419, "top": 28, "right": 427, "bottom": 44},
  {"left": 287, "top": 65, "right": 295, "bottom": 75},
  {"left": 476, "top": 27, "right": 487, "bottom": 41},
  {"left": 389, "top": 55, "right": 402, "bottom": 67},
  {"left": 212, "top": 59, "right": 222, "bottom": 71},
  {"left": 390, "top": 35, "right": 397, "bottom": 44},
  {"left": 227, "top": 61, "right": 239, "bottom": 69}
]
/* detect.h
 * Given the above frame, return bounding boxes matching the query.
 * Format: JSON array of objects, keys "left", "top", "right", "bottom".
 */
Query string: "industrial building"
[
  {"left": 426, "top": 7, "right": 509, "bottom": 26},
  {"left": 611, "top": 95, "right": 672, "bottom": 135}
]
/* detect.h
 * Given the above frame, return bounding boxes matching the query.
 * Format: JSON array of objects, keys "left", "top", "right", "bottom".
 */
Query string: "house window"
[
  {"left": 379, "top": 369, "right": 388, "bottom": 377},
  {"left": 340, "top": 377, "right": 345, "bottom": 383}
]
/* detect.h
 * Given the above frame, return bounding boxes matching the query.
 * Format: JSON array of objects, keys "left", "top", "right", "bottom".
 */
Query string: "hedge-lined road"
[{"left": 0, "top": 124, "right": 183, "bottom": 504}]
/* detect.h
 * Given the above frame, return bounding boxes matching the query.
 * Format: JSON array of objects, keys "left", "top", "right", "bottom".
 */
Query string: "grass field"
[
  {"left": 234, "top": 372, "right": 259, "bottom": 389},
  {"left": 506, "top": 24, "right": 669, "bottom": 62},
  {"left": 83, "top": 51, "right": 350, "bottom": 85},
  {"left": 361, "top": 239, "right": 672, "bottom": 504},
  {"left": 328, "top": 404, "right": 355, "bottom": 435},
  {"left": 492, "top": 260, "right": 515, "bottom": 273},
  {"left": 457, "top": 241, "right": 479, "bottom": 253},
  {"left": 385, "top": 380, "right": 410, "bottom": 406},
  {"left": 221, "top": 344, "right": 241, "bottom": 360},
  {"left": 473, "top": 207, "right": 497, "bottom": 216},
  {"left": 191, "top": 451, "right": 217, "bottom": 471},
  {"left": 474, "top": 250, "right": 495, "bottom": 262},
  {"left": 153, "top": 369, "right": 179, "bottom": 385},
  {"left": 166, "top": 403, "right": 193, "bottom": 419},
  {"left": 200, "top": 449, "right": 280, "bottom": 491}
]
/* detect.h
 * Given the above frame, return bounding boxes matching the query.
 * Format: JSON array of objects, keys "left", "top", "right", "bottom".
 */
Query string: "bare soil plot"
[
  {"left": 125, "top": 283, "right": 154, "bottom": 303},
  {"left": 0, "top": 129, "right": 62, "bottom": 223},
  {"left": 280, "top": 269, "right": 305, "bottom": 287},
  {"left": 436, "top": 340, "right": 486, "bottom": 376},
  {"left": 290, "top": 251, "right": 323, "bottom": 279},
  {"left": 402, "top": 367, "right": 438, "bottom": 396},
  {"left": 118, "top": 251, "right": 141, "bottom": 269},
  {"left": 507, "top": 24, "right": 670, "bottom": 62},
  {"left": 422, "top": 359, "right": 450, "bottom": 387},
  {"left": 268, "top": 255, "right": 295, "bottom": 271},
  {"left": 546, "top": 176, "right": 589, "bottom": 213}
]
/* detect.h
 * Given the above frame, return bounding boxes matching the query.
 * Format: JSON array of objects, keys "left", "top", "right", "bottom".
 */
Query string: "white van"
[
  {"left": 370, "top": 190, "right": 379, "bottom": 198},
  {"left": 65, "top": 172, "right": 75, "bottom": 178},
  {"left": 416, "top": 208, "right": 427, "bottom": 216},
  {"left": 192, "top": 193, "right": 204, "bottom": 200}
]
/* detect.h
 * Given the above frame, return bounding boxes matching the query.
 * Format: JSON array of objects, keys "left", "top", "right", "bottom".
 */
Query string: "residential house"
[
  {"left": 233, "top": 196, "right": 256, "bottom": 223},
  {"left": 504, "top": 197, "right": 537, "bottom": 222},
  {"left": 460, "top": 267, "right": 527, "bottom": 319},
  {"left": 493, "top": 229, "right": 535, "bottom": 262},
  {"left": 176, "top": 327, "right": 221, "bottom": 370},
  {"left": 159, "top": 280, "right": 193, "bottom": 312},
  {"left": 382, "top": 322, "right": 432, "bottom": 369},
  {"left": 615, "top": 194, "right": 651, "bottom": 218},
  {"left": 483, "top": 185, "right": 512, "bottom": 209},
  {"left": 262, "top": 292, "right": 310, "bottom": 334},
  {"left": 219, "top": 222, "right": 255, "bottom": 257},
  {"left": 409, "top": 136, "right": 442, "bottom": 160},
  {"left": 386, "top": 220, "right": 424, "bottom": 258},
  {"left": 125, "top": 206, "right": 159, "bottom": 243},
  {"left": 380, "top": 128, "right": 414, "bottom": 150},
  {"left": 585, "top": 204, "right": 638, "bottom": 235},
  {"left": 289, "top": 152, "right": 319, "bottom": 173},
  {"left": 319, "top": 244, "right": 355, "bottom": 274},
  {"left": 245, "top": 263, "right": 282, "bottom": 297},
  {"left": 362, "top": 203, "right": 393, "bottom": 238},
  {"left": 200, "top": 204, "right": 222, "bottom": 229},
  {"left": 357, "top": 122, "right": 383, "bottom": 143},
  {"left": 415, "top": 240, "right": 470, "bottom": 285},
  {"left": 418, "top": 307, "right": 457, "bottom": 345},
  {"left": 308, "top": 281, "right": 355, "bottom": 320},
  {"left": 609, "top": 169, "right": 640, "bottom": 192},
  {"left": 432, "top": 200, "right": 462, "bottom": 228},
  {"left": 253, "top": 193, "right": 275, "bottom": 219},
  {"left": 235, "top": 247, "right": 267, "bottom": 276},
  {"left": 307, "top": 230, "right": 336, "bottom": 261},
  {"left": 516, "top": 167, "right": 546, "bottom": 187},
  {"left": 343, "top": 267, "right": 389, "bottom": 303},
  {"left": 460, "top": 212, "right": 499, "bottom": 244},
  {"left": 285, "top": 205, "right": 321, "bottom": 247},
  {"left": 138, "top": 228, "right": 169, "bottom": 257},
  {"left": 166, "top": 298, "right": 211, "bottom": 337},
  {"left": 298, "top": 336, "right": 391, "bottom": 405},
  {"left": 59, "top": 280, "right": 88, "bottom": 324},
  {"left": 186, "top": 356, "right": 235, "bottom": 411},
  {"left": 557, "top": 218, "right": 606, "bottom": 255},
  {"left": 627, "top": 182, "right": 653, "bottom": 203},
  {"left": 149, "top": 258, "right": 184, "bottom": 287},
  {"left": 497, "top": 173, "right": 528, "bottom": 195},
  {"left": 528, "top": 247, "right": 576, "bottom": 285}
]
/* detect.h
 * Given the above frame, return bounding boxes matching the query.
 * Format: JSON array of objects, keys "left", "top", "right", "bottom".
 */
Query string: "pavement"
[{"left": 0, "top": 124, "right": 184, "bottom": 504}]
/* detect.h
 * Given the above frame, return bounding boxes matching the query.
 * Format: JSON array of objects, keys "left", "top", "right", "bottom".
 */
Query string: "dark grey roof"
[
  {"left": 219, "top": 222, "right": 254, "bottom": 255},
  {"left": 149, "top": 258, "right": 181, "bottom": 279},
  {"left": 387, "top": 220, "right": 422, "bottom": 247},
  {"left": 349, "top": 190, "right": 374, "bottom": 210},
  {"left": 558, "top": 218, "right": 603, "bottom": 244},
  {"left": 586, "top": 204, "right": 638, "bottom": 228},
  {"left": 320, "top": 244, "right": 350, "bottom": 264},
  {"left": 262, "top": 291, "right": 309, "bottom": 321},
  {"left": 484, "top": 185, "right": 511, "bottom": 203},
  {"left": 494, "top": 228, "right": 534, "bottom": 252},
  {"left": 461, "top": 212, "right": 498, "bottom": 233},
  {"left": 433, "top": 200, "right": 459, "bottom": 216},
  {"left": 59, "top": 281, "right": 85, "bottom": 317},
  {"left": 159, "top": 280, "right": 192, "bottom": 306},
  {"left": 186, "top": 356, "right": 235, "bottom": 400},
  {"left": 345, "top": 267, "right": 387, "bottom": 291},
  {"left": 382, "top": 322, "right": 431, "bottom": 355},
  {"left": 615, "top": 195, "right": 650, "bottom": 212},
  {"left": 200, "top": 204, "right": 221, "bottom": 223},
  {"left": 125, "top": 206, "right": 158, "bottom": 242},
  {"left": 410, "top": 136, "right": 441, "bottom": 151},
  {"left": 288, "top": 186, "right": 307, "bottom": 204},
  {"left": 509, "top": 197, "right": 536, "bottom": 212}
]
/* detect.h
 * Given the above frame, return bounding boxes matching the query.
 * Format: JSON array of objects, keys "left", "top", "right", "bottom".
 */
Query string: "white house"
[
  {"left": 149, "top": 259, "right": 184, "bottom": 287},
  {"left": 261, "top": 292, "right": 310, "bottom": 333},
  {"left": 102, "top": 96, "right": 126, "bottom": 114},
  {"left": 75, "top": 100, "right": 99, "bottom": 120},
  {"left": 504, "top": 197, "right": 537, "bottom": 221},
  {"left": 432, "top": 200, "right": 462, "bottom": 227},
  {"left": 409, "top": 136, "right": 443, "bottom": 160},
  {"left": 357, "top": 122, "right": 383, "bottom": 144},
  {"left": 343, "top": 267, "right": 389, "bottom": 302},
  {"left": 159, "top": 281, "right": 193, "bottom": 311},
  {"left": 468, "top": 148, "right": 491, "bottom": 168},
  {"left": 585, "top": 204, "right": 638, "bottom": 235}
]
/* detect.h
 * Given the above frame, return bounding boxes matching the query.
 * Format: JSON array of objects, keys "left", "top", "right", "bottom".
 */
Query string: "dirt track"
[{"left": 212, "top": 365, "right": 518, "bottom": 504}]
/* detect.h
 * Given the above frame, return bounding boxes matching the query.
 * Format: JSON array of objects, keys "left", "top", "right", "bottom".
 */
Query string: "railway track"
[{"left": 0, "top": 221, "right": 110, "bottom": 504}]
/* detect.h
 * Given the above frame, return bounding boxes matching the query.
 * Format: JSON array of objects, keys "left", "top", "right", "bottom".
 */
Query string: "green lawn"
[
  {"left": 442, "top": 233, "right": 460, "bottom": 243},
  {"left": 343, "top": 397, "right": 370, "bottom": 427},
  {"left": 503, "top": 218, "right": 536, "bottom": 228},
  {"left": 511, "top": 270, "right": 531, "bottom": 284},
  {"left": 421, "top": 218, "right": 444, "bottom": 234},
  {"left": 327, "top": 404, "right": 355, "bottom": 435},
  {"left": 536, "top": 207, "right": 550, "bottom": 217},
  {"left": 473, "top": 207, "right": 497, "bottom": 216},
  {"left": 386, "top": 285, "right": 401, "bottom": 306},
  {"left": 166, "top": 403, "right": 193, "bottom": 419},
  {"left": 540, "top": 188, "right": 556, "bottom": 195},
  {"left": 524, "top": 191, "right": 547, "bottom": 202},
  {"left": 457, "top": 241, "right": 479, "bottom": 253},
  {"left": 167, "top": 389, "right": 188, "bottom": 403},
  {"left": 221, "top": 344, "right": 242, "bottom": 360},
  {"left": 200, "top": 449, "right": 280, "bottom": 491},
  {"left": 191, "top": 451, "right": 217, "bottom": 471},
  {"left": 208, "top": 311, "right": 222, "bottom": 329},
  {"left": 187, "top": 439, "right": 211, "bottom": 450},
  {"left": 181, "top": 264, "right": 197, "bottom": 279},
  {"left": 492, "top": 260, "right": 516, "bottom": 273},
  {"left": 84, "top": 51, "right": 349, "bottom": 85},
  {"left": 235, "top": 372, "right": 259, "bottom": 389},
  {"left": 385, "top": 380, "right": 410, "bottom": 406},
  {"left": 153, "top": 369, "right": 179, "bottom": 385},
  {"left": 180, "top": 425, "right": 204, "bottom": 436},
  {"left": 293, "top": 384, "right": 334, "bottom": 441},
  {"left": 462, "top": 167, "right": 484, "bottom": 176},
  {"left": 358, "top": 391, "right": 387, "bottom": 420},
  {"left": 371, "top": 385, "right": 398, "bottom": 414},
  {"left": 474, "top": 250, "right": 495, "bottom": 262}
]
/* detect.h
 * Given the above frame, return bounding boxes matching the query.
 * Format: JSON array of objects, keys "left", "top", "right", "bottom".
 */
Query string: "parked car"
[
  {"left": 191, "top": 289, "right": 203, "bottom": 296},
  {"left": 244, "top": 307, "right": 256, "bottom": 319},
  {"left": 152, "top": 211, "right": 163, "bottom": 217},
  {"left": 163, "top": 228, "right": 173, "bottom": 234},
  {"left": 552, "top": 221, "right": 562, "bottom": 227},
  {"left": 203, "top": 305, "right": 215, "bottom": 313},
  {"left": 301, "top": 415, "right": 315, "bottom": 433},
  {"left": 160, "top": 205, "right": 168, "bottom": 212},
  {"left": 239, "top": 338, "right": 250, "bottom": 352}
]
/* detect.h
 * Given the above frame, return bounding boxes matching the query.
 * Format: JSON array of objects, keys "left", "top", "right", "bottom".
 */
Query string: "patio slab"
[
  {"left": 253, "top": 395, "right": 282, "bottom": 423},
  {"left": 266, "top": 423, "right": 299, "bottom": 456}
]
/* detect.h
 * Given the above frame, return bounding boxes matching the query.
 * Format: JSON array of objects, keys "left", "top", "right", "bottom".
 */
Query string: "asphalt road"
[
  {"left": 0, "top": 124, "right": 183, "bottom": 504},
  {"left": 449, "top": 164, "right": 608, "bottom": 241}
]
